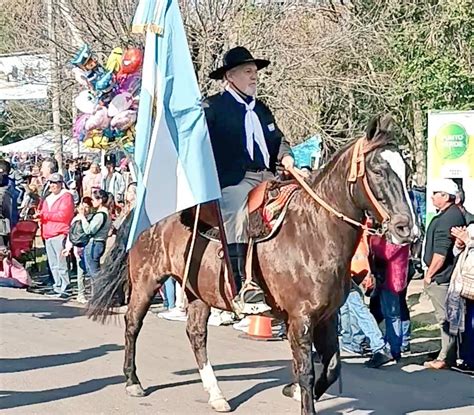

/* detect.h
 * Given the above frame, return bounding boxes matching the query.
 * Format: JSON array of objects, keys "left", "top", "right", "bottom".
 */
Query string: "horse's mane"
[
  {"left": 309, "top": 126, "right": 395, "bottom": 187},
  {"left": 309, "top": 139, "right": 356, "bottom": 187}
]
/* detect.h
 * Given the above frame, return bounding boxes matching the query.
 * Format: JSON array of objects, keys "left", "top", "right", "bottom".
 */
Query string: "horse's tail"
[{"left": 87, "top": 212, "right": 133, "bottom": 323}]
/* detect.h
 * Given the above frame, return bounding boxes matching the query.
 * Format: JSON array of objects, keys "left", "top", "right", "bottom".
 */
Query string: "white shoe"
[
  {"left": 208, "top": 310, "right": 235, "bottom": 326},
  {"left": 76, "top": 295, "right": 88, "bottom": 304},
  {"left": 233, "top": 317, "right": 250, "bottom": 333},
  {"left": 158, "top": 307, "right": 187, "bottom": 321}
]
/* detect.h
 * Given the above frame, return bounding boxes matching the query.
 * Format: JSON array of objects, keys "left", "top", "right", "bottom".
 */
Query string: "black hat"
[{"left": 209, "top": 46, "right": 270, "bottom": 80}]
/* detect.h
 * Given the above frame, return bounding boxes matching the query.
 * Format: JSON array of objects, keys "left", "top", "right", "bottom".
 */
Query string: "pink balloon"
[
  {"left": 85, "top": 107, "right": 110, "bottom": 131},
  {"left": 73, "top": 114, "right": 89, "bottom": 140},
  {"left": 117, "top": 73, "right": 142, "bottom": 96},
  {"left": 111, "top": 110, "right": 137, "bottom": 131}
]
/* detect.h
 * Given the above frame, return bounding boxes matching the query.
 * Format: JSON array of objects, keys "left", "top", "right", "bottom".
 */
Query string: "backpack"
[{"left": 69, "top": 212, "right": 107, "bottom": 247}]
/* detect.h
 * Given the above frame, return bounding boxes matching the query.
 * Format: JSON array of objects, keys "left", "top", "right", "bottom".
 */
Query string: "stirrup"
[{"left": 232, "top": 281, "right": 271, "bottom": 317}]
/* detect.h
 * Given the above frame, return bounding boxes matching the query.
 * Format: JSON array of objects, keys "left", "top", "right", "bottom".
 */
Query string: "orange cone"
[{"left": 247, "top": 315, "right": 273, "bottom": 340}]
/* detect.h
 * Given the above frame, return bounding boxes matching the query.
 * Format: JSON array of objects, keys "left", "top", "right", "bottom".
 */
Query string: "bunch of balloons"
[{"left": 70, "top": 44, "right": 143, "bottom": 153}]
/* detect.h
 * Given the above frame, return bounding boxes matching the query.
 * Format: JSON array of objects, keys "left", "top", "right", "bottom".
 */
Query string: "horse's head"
[{"left": 354, "top": 114, "right": 419, "bottom": 245}]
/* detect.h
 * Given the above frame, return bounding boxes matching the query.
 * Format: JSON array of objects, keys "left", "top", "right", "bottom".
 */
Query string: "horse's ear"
[
  {"left": 366, "top": 114, "right": 394, "bottom": 142},
  {"left": 366, "top": 115, "right": 380, "bottom": 141}
]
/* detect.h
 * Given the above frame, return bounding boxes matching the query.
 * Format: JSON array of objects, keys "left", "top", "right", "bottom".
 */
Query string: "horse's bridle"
[{"left": 289, "top": 137, "right": 391, "bottom": 235}]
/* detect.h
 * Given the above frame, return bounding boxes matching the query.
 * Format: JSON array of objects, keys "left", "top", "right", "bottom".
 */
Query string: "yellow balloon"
[{"left": 106, "top": 47, "right": 123, "bottom": 73}]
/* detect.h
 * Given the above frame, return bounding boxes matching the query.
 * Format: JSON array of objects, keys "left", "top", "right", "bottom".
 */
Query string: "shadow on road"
[
  {"left": 164, "top": 358, "right": 473, "bottom": 414},
  {"left": 0, "top": 376, "right": 124, "bottom": 411},
  {"left": 0, "top": 297, "right": 84, "bottom": 320},
  {"left": 0, "top": 344, "right": 123, "bottom": 374},
  {"left": 172, "top": 359, "right": 292, "bottom": 410}
]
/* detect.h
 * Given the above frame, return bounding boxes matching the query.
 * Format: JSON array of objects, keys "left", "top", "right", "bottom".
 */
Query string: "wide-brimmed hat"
[{"left": 209, "top": 46, "right": 270, "bottom": 80}]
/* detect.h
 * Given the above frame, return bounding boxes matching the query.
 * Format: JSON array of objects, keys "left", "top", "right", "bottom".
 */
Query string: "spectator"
[
  {"left": 369, "top": 236, "right": 411, "bottom": 366},
  {"left": 450, "top": 224, "right": 474, "bottom": 374},
  {"left": 423, "top": 179, "right": 466, "bottom": 369},
  {"left": 40, "top": 157, "right": 58, "bottom": 199},
  {"left": 0, "top": 159, "right": 13, "bottom": 253},
  {"left": 102, "top": 157, "right": 125, "bottom": 204},
  {"left": 29, "top": 164, "right": 43, "bottom": 189},
  {"left": 455, "top": 189, "right": 474, "bottom": 225},
  {"left": 62, "top": 197, "right": 93, "bottom": 304},
  {"left": 340, "top": 281, "right": 391, "bottom": 366},
  {"left": 78, "top": 189, "right": 112, "bottom": 278},
  {"left": 82, "top": 161, "right": 102, "bottom": 198},
  {"left": 19, "top": 183, "right": 40, "bottom": 220},
  {"left": 64, "top": 159, "right": 82, "bottom": 198},
  {"left": 38, "top": 173, "right": 75, "bottom": 298}
]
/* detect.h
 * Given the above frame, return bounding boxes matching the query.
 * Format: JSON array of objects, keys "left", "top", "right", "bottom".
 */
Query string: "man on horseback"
[{"left": 203, "top": 46, "right": 295, "bottom": 314}]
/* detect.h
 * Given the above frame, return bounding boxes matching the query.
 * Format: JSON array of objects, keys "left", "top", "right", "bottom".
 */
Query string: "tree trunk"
[{"left": 412, "top": 101, "right": 426, "bottom": 186}]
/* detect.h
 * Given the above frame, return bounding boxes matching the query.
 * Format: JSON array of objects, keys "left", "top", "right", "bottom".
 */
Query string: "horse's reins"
[{"left": 288, "top": 137, "right": 391, "bottom": 235}]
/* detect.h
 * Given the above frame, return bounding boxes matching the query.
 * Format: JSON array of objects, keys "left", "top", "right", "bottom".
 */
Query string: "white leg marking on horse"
[
  {"left": 293, "top": 383, "right": 302, "bottom": 402},
  {"left": 199, "top": 361, "right": 230, "bottom": 412},
  {"left": 381, "top": 150, "right": 419, "bottom": 237}
]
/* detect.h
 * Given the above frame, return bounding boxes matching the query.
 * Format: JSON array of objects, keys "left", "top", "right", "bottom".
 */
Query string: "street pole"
[{"left": 46, "top": 0, "right": 63, "bottom": 173}]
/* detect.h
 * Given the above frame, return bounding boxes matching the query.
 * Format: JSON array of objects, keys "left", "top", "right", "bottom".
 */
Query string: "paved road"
[{"left": 0, "top": 288, "right": 473, "bottom": 415}]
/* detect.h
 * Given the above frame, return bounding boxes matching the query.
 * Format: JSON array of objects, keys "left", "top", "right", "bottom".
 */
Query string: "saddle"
[{"left": 180, "top": 180, "right": 299, "bottom": 243}]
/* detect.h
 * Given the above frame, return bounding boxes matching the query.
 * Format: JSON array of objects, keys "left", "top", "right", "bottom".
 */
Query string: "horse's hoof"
[
  {"left": 126, "top": 384, "right": 145, "bottom": 397},
  {"left": 282, "top": 383, "right": 301, "bottom": 402},
  {"left": 210, "top": 398, "right": 231, "bottom": 412}
]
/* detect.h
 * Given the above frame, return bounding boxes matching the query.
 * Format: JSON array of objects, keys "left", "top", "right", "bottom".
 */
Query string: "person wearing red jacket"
[{"left": 38, "top": 173, "right": 74, "bottom": 298}]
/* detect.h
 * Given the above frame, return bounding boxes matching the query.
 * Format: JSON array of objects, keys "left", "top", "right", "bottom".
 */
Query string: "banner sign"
[
  {"left": 426, "top": 110, "right": 474, "bottom": 223},
  {"left": 0, "top": 54, "right": 50, "bottom": 100}
]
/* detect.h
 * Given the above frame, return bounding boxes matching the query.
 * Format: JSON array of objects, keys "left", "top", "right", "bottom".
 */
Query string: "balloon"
[
  {"left": 71, "top": 44, "right": 92, "bottom": 67},
  {"left": 95, "top": 71, "right": 115, "bottom": 92},
  {"left": 75, "top": 90, "right": 96, "bottom": 114},
  {"left": 106, "top": 47, "right": 123, "bottom": 72},
  {"left": 123, "top": 141, "right": 135, "bottom": 154},
  {"left": 85, "top": 131, "right": 109, "bottom": 149},
  {"left": 117, "top": 73, "right": 142, "bottom": 96},
  {"left": 120, "top": 48, "right": 143, "bottom": 75},
  {"left": 108, "top": 93, "right": 133, "bottom": 117},
  {"left": 85, "top": 107, "right": 110, "bottom": 131},
  {"left": 73, "top": 114, "right": 90, "bottom": 141},
  {"left": 111, "top": 110, "right": 137, "bottom": 131},
  {"left": 72, "top": 67, "right": 89, "bottom": 87}
]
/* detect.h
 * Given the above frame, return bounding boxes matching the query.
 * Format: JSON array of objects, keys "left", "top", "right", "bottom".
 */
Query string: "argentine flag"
[{"left": 128, "top": 0, "right": 221, "bottom": 248}]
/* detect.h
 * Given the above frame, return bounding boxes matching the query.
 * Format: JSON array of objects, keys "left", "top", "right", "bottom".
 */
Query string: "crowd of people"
[
  {"left": 0, "top": 150, "right": 472, "bottom": 376},
  {"left": 0, "top": 152, "right": 136, "bottom": 302},
  {"left": 340, "top": 178, "right": 473, "bottom": 373}
]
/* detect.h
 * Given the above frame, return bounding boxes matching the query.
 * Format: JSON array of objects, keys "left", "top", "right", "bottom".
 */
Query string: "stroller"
[{"left": 10, "top": 220, "right": 39, "bottom": 263}]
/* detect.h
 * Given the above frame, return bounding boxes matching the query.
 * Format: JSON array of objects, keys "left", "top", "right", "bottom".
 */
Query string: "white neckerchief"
[{"left": 225, "top": 85, "right": 270, "bottom": 168}]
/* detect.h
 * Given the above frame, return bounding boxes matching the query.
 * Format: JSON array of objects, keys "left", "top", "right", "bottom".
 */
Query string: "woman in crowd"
[
  {"left": 82, "top": 161, "right": 102, "bottom": 198},
  {"left": 448, "top": 223, "right": 474, "bottom": 374},
  {"left": 78, "top": 189, "right": 112, "bottom": 278},
  {"left": 62, "top": 197, "right": 93, "bottom": 303}
]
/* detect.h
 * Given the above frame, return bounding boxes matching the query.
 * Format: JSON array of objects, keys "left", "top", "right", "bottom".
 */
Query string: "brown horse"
[{"left": 88, "top": 114, "right": 418, "bottom": 415}]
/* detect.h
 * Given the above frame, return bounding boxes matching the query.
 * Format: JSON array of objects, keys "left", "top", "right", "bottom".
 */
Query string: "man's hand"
[
  {"left": 423, "top": 273, "right": 432, "bottom": 286},
  {"left": 61, "top": 248, "right": 70, "bottom": 257},
  {"left": 281, "top": 155, "right": 295, "bottom": 171},
  {"left": 451, "top": 226, "right": 468, "bottom": 245}
]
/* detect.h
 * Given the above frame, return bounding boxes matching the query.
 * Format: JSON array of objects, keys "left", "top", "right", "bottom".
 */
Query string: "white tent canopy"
[{"left": 0, "top": 131, "right": 98, "bottom": 155}]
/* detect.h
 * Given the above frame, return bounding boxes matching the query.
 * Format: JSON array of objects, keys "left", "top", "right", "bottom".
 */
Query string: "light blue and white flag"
[{"left": 128, "top": 0, "right": 221, "bottom": 248}]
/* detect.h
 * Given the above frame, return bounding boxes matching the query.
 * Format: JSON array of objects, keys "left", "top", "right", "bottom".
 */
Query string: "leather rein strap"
[{"left": 288, "top": 137, "right": 391, "bottom": 234}]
